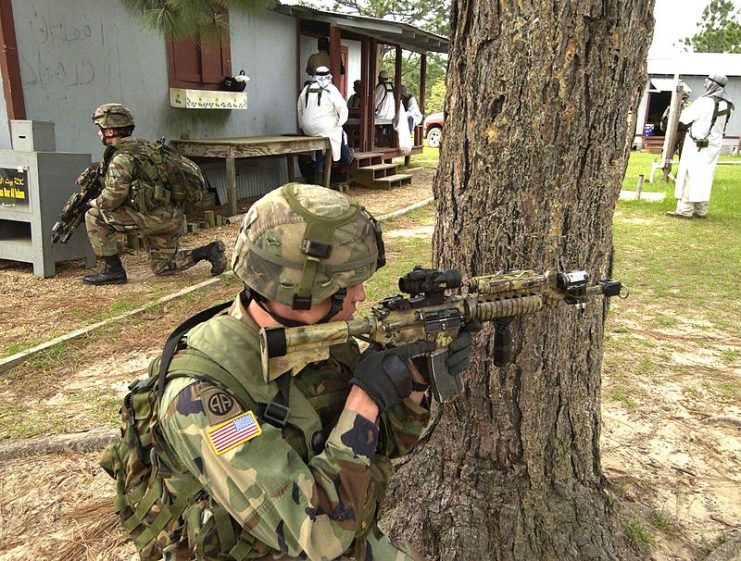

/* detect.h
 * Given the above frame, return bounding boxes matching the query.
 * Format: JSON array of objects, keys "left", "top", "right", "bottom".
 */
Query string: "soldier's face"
[{"left": 331, "top": 283, "right": 366, "bottom": 321}]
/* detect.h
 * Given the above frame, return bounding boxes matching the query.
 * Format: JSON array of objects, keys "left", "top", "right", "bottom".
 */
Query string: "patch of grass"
[
  {"left": 720, "top": 348, "right": 740, "bottom": 364},
  {"left": 606, "top": 388, "right": 638, "bottom": 410},
  {"left": 363, "top": 236, "right": 432, "bottom": 306},
  {"left": 625, "top": 519, "right": 654, "bottom": 552},
  {"left": 716, "top": 381, "right": 740, "bottom": 400},
  {"left": 650, "top": 511, "right": 675, "bottom": 535},
  {"left": 1, "top": 336, "right": 45, "bottom": 358},
  {"left": 652, "top": 314, "right": 680, "bottom": 329},
  {"left": 25, "top": 342, "right": 77, "bottom": 373},
  {"left": 397, "top": 143, "right": 440, "bottom": 169}
]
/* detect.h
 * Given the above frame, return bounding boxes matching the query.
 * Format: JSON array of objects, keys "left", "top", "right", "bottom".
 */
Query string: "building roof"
[
  {"left": 648, "top": 53, "right": 741, "bottom": 77},
  {"left": 274, "top": 4, "right": 448, "bottom": 54}
]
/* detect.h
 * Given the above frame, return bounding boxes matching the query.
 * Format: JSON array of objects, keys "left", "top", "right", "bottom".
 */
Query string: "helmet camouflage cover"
[
  {"left": 232, "top": 183, "right": 385, "bottom": 309},
  {"left": 92, "top": 103, "right": 135, "bottom": 129}
]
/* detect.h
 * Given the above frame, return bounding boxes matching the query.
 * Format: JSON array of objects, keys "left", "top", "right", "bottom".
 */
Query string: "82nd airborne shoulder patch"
[{"left": 207, "top": 410, "right": 262, "bottom": 456}]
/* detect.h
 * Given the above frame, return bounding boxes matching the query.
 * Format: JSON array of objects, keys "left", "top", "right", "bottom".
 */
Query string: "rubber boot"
[
  {"left": 192, "top": 240, "right": 227, "bottom": 276},
  {"left": 83, "top": 254, "right": 128, "bottom": 285}
]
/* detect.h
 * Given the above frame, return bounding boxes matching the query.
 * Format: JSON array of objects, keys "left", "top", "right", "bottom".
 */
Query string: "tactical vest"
[
  {"left": 304, "top": 84, "right": 327, "bottom": 107},
  {"left": 102, "top": 304, "right": 394, "bottom": 560},
  {"left": 104, "top": 138, "right": 205, "bottom": 214},
  {"left": 375, "top": 82, "right": 394, "bottom": 113},
  {"left": 689, "top": 97, "right": 735, "bottom": 147}
]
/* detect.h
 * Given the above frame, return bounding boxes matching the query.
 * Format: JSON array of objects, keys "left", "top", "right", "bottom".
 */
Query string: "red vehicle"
[{"left": 423, "top": 112, "right": 444, "bottom": 148}]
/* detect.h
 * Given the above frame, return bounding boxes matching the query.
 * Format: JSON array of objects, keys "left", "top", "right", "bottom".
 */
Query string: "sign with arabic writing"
[{"left": 0, "top": 167, "right": 29, "bottom": 206}]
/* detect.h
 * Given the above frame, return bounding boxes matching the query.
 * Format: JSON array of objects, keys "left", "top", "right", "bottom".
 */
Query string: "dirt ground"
[{"left": 1, "top": 166, "right": 738, "bottom": 561}]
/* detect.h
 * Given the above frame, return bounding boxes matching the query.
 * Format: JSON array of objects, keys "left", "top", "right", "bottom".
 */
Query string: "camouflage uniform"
[
  {"left": 153, "top": 184, "right": 427, "bottom": 560},
  {"left": 157, "top": 297, "right": 429, "bottom": 560},
  {"left": 85, "top": 137, "right": 196, "bottom": 275}
]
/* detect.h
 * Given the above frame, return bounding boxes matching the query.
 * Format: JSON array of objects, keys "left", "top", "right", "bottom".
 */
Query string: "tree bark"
[{"left": 383, "top": 1, "right": 654, "bottom": 559}]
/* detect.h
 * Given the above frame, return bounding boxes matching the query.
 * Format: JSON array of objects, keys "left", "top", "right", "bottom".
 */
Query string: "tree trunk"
[{"left": 382, "top": 1, "right": 654, "bottom": 560}]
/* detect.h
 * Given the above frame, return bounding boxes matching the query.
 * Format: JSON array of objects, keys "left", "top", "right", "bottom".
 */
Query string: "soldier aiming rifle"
[{"left": 102, "top": 183, "right": 625, "bottom": 561}]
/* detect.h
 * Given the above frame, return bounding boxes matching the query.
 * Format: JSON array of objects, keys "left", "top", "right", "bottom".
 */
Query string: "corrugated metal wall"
[{"left": 201, "top": 159, "right": 291, "bottom": 205}]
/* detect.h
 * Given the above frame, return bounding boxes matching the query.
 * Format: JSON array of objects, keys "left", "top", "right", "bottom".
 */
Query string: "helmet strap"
[
  {"left": 283, "top": 183, "right": 360, "bottom": 310},
  {"left": 243, "top": 287, "right": 347, "bottom": 327}
]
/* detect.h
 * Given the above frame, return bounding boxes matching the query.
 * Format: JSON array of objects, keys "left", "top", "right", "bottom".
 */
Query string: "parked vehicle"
[{"left": 423, "top": 112, "right": 444, "bottom": 148}]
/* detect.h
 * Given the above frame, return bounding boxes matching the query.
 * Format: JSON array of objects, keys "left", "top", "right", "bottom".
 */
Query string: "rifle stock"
[
  {"left": 51, "top": 165, "right": 102, "bottom": 245},
  {"left": 260, "top": 268, "right": 627, "bottom": 402}
]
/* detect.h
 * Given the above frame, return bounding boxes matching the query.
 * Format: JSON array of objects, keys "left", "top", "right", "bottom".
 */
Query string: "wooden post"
[
  {"left": 368, "top": 39, "right": 378, "bottom": 151},
  {"left": 359, "top": 39, "right": 369, "bottom": 153},
  {"left": 287, "top": 154, "right": 295, "bottom": 182},
  {"left": 330, "top": 25, "right": 342, "bottom": 87},
  {"left": 418, "top": 54, "right": 427, "bottom": 146},
  {"left": 204, "top": 210, "right": 216, "bottom": 228},
  {"left": 323, "top": 139, "right": 332, "bottom": 189},
  {"left": 636, "top": 174, "right": 644, "bottom": 199},
  {"left": 226, "top": 150, "right": 237, "bottom": 216},
  {"left": 394, "top": 45, "right": 402, "bottom": 149},
  {"left": 0, "top": 0, "right": 26, "bottom": 120}
]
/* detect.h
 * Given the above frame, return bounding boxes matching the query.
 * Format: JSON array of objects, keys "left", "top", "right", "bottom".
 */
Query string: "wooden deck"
[{"left": 173, "top": 135, "right": 332, "bottom": 215}]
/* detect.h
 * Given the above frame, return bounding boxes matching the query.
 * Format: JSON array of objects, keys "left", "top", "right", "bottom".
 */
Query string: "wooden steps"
[{"left": 348, "top": 151, "right": 413, "bottom": 189}]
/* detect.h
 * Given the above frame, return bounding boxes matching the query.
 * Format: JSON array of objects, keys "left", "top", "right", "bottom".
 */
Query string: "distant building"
[{"left": 634, "top": 53, "right": 741, "bottom": 153}]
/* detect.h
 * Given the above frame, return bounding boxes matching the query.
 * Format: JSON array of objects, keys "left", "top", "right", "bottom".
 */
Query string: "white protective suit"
[
  {"left": 405, "top": 95, "right": 423, "bottom": 127},
  {"left": 374, "top": 82, "right": 396, "bottom": 121},
  {"left": 297, "top": 78, "right": 348, "bottom": 162},
  {"left": 674, "top": 88, "right": 733, "bottom": 211}
]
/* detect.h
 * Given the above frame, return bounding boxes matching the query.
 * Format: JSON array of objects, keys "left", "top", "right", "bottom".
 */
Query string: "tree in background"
[
  {"left": 119, "top": 0, "right": 275, "bottom": 40},
  {"left": 382, "top": 0, "right": 655, "bottom": 558},
  {"left": 681, "top": 0, "right": 741, "bottom": 53},
  {"left": 328, "top": 0, "right": 449, "bottom": 110}
]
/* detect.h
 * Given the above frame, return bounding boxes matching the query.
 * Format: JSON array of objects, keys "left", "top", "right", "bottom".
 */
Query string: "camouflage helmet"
[
  {"left": 232, "top": 183, "right": 385, "bottom": 310},
  {"left": 92, "top": 103, "right": 135, "bottom": 129}
]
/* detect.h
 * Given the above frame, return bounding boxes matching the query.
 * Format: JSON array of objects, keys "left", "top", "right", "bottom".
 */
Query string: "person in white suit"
[
  {"left": 668, "top": 74, "right": 734, "bottom": 219},
  {"left": 297, "top": 66, "right": 353, "bottom": 174}
]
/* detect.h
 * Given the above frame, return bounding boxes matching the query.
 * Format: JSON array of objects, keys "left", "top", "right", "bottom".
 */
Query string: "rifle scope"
[{"left": 398, "top": 266, "right": 462, "bottom": 296}]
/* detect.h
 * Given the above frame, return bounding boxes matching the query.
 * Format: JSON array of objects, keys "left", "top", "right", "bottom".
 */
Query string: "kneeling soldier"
[
  {"left": 84, "top": 103, "right": 226, "bottom": 285},
  {"left": 140, "top": 184, "right": 474, "bottom": 559}
]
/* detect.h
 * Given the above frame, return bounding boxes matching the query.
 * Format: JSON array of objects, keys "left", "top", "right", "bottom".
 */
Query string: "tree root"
[
  {"left": 0, "top": 428, "right": 118, "bottom": 461},
  {"left": 703, "top": 531, "right": 741, "bottom": 561},
  {"left": 700, "top": 416, "right": 741, "bottom": 428}
]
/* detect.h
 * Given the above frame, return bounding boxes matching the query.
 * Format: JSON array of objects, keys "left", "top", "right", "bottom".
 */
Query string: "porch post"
[
  {"left": 394, "top": 45, "right": 402, "bottom": 149},
  {"left": 0, "top": 0, "right": 25, "bottom": 121},
  {"left": 359, "top": 39, "right": 369, "bottom": 152},
  {"left": 329, "top": 25, "right": 342, "bottom": 84},
  {"left": 418, "top": 54, "right": 427, "bottom": 146},
  {"left": 368, "top": 39, "right": 378, "bottom": 151}
]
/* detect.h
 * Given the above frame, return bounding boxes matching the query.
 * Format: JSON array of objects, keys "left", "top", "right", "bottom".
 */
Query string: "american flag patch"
[{"left": 206, "top": 410, "right": 262, "bottom": 456}]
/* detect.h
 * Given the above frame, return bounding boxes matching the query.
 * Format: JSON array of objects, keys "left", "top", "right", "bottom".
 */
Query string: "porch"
[{"left": 278, "top": 4, "right": 448, "bottom": 179}]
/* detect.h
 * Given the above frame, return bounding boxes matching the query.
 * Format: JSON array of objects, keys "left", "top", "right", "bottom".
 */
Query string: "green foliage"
[
  {"left": 325, "top": 0, "right": 448, "bottom": 110},
  {"left": 426, "top": 79, "right": 446, "bottom": 113},
  {"left": 625, "top": 519, "right": 654, "bottom": 552},
  {"left": 681, "top": 0, "right": 741, "bottom": 53},
  {"left": 119, "top": 0, "right": 276, "bottom": 41},
  {"left": 330, "top": 0, "right": 450, "bottom": 36}
]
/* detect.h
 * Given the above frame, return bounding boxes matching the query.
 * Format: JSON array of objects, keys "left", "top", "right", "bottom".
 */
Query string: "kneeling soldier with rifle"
[
  {"left": 102, "top": 183, "right": 624, "bottom": 560},
  {"left": 81, "top": 103, "right": 226, "bottom": 285}
]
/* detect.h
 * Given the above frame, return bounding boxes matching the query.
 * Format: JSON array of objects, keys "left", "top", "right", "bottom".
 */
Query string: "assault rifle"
[
  {"left": 51, "top": 165, "right": 102, "bottom": 245},
  {"left": 260, "top": 267, "right": 627, "bottom": 403}
]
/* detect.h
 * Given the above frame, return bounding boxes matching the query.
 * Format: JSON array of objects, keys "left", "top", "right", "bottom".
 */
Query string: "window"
[{"left": 166, "top": 19, "right": 231, "bottom": 90}]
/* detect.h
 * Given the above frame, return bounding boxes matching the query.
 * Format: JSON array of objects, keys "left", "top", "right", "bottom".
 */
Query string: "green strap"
[
  {"left": 133, "top": 477, "right": 203, "bottom": 550},
  {"left": 282, "top": 183, "right": 361, "bottom": 307},
  {"left": 123, "top": 479, "right": 163, "bottom": 533},
  {"left": 213, "top": 503, "right": 237, "bottom": 555},
  {"left": 229, "top": 535, "right": 255, "bottom": 561}
]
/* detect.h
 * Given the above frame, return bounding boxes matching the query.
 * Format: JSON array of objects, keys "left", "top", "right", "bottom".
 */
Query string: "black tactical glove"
[
  {"left": 445, "top": 319, "right": 482, "bottom": 377},
  {"left": 350, "top": 340, "right": 436, "bottom": 412}
]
